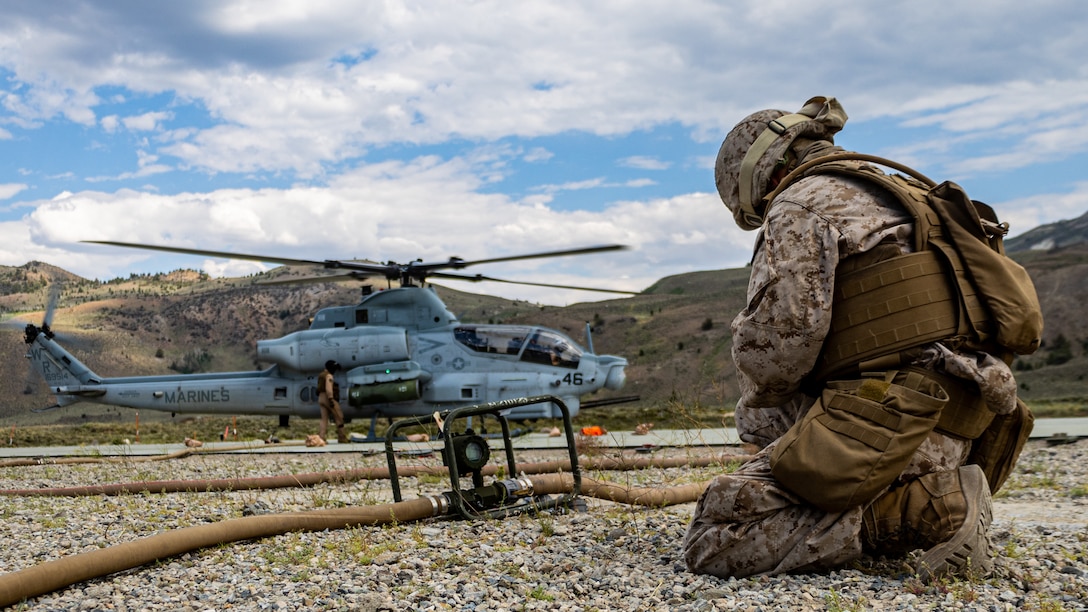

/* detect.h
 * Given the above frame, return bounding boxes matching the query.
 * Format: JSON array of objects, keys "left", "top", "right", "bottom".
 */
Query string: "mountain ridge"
[{"left": 1006, "top": 208, "right": 1088, "bottom": 253}]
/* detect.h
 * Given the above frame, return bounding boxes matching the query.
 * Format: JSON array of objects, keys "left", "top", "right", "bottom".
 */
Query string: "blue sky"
[{"left": 2, "top": 1, "right": 1087, "bottom": 304}]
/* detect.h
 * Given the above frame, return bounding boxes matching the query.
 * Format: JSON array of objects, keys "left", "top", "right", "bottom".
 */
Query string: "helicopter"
[{"left": 22, "top": 241, "right": 635, "bottom": 438}]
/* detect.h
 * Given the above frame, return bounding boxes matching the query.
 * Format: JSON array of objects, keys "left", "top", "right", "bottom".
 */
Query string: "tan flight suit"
[
  {"left": 683, "top": 170, "right": 1018, "bottom": 578},
  {"left": 318, "top": 367, "right": 347, "bottom": 443}
]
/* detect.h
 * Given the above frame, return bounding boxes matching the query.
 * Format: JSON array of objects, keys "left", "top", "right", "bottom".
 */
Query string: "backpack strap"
[
  {"left": 765, "top": 151, "right": 937, "bottom": 200},
  {"left": 765, "top": 152, "right": 940, "bottom": 252}
]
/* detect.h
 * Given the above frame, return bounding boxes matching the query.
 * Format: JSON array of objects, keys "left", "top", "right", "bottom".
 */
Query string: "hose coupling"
[{"left": 426, "top": 494, "right": 449, "bottom": 517}]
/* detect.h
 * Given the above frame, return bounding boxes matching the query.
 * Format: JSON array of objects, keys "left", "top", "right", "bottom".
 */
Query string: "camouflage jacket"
[{"left": 731, "top": 172, "right": 1017, "bottom": 448}]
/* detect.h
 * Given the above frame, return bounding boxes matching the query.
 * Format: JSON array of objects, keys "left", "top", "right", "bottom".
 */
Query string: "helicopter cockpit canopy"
[{"left": 454, "top": 325, "right": 582, "bottom": 369}]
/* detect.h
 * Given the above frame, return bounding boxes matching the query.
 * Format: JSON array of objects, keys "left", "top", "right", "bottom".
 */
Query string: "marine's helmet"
[
  {"left": 715, "top": 96, "right": 848, "bottom": 230},
  {"left": 325, "top": 360, "right": 340, "bottom": 373}
]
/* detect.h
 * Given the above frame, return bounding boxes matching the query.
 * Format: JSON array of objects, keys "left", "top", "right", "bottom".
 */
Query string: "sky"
[{"left": 2, "top": 0, "right": 1087, "bottom": 305}]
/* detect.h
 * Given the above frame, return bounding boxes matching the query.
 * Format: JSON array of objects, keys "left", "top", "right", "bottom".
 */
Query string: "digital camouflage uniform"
[{"left": 683, "top": 98, "right": 1018, "bottom": 579}]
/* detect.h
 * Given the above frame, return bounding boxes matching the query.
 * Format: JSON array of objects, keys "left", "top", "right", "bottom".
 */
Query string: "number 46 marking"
[{"left": 562, "top": 373, "right": 584, "bottom": 385}]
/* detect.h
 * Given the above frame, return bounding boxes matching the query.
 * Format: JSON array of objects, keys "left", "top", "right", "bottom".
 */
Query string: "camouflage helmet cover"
[{"left": 715, "top": 96, "right": 848, "bottom": 230}]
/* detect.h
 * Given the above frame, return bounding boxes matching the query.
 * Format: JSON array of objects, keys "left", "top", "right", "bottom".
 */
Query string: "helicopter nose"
[{"left": 599, "top": 355, "right": 627, "bottom": 390}]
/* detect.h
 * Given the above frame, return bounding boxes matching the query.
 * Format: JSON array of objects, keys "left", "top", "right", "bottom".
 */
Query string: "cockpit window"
[
  {"left": 454, "top": 325, "right": 582, "bottom": 368},
  {"left": 454, "top": 325, "right": 533, "bottom": 355},
  {"left": 520, "top": 330, "right": 581, "bottom": 368}
]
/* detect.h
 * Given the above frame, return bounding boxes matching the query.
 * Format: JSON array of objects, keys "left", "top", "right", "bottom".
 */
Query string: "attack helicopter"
[{"left": 23, "top": 241, "right": 635, "bottom": 437}]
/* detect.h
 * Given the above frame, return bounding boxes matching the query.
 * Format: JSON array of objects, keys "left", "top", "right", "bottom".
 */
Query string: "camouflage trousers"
[
  {"left": 683, "top": 442, "right": 864, "bottom": 578},
  {"left": 683, "top": 429, "right": 969, "bottom": 578}
]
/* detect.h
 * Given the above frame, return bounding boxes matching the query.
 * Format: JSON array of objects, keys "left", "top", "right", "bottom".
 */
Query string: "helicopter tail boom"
[{"left": 24, "top": 323, "right": 104, "bottom": 406}]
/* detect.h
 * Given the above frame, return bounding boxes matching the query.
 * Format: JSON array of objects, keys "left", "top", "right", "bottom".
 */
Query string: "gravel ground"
[{"left": 0, "top": 438, "right": 1085, "bottom": 611}]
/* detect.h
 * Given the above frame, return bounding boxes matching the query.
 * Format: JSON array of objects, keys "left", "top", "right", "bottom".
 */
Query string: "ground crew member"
[
  {"left": 684, "top": 96, "right": 1027, "bottom": 581},
  {"left": 318, "top": 360, "right": 347, "bottom": 443}
]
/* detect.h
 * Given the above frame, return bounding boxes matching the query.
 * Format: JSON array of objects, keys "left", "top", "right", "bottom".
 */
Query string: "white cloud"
[
  {"left": 535, "top": 178, "right": 606, "bottom": 194},
  {"left": 998, "top": 181, "right": 1088, "bottom": 239},
  {"left": 100, "top": 114, "right": 120, "bottom": 132},
  {"left": 0, "top": 219, "right": 101, "bottom": 276},
  {"left": 20, "top": 152, "right": 752, "bottom": 303},
  {"left": 0, "top": 183, "right": 28, "bottom": 200},
  {"left": 1, "top": 2, "right": 1083, "bottom": 178},
  {"left": 619, "top": 156, "right": 671, "bottom": 171},
  {"left": 122, "top": 111, "right": 173, "bottom": 132},
  {"left": 523, "top": 147, "right": 553, "bottom": 163},
  {"left": 86, "top": 151, "right": 173, "bottom": 183}
]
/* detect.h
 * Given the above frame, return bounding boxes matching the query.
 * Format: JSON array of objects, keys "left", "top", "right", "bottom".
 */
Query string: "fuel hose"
[
  {"left": 0, "top": 453, "right": 750, "bottom": 497},
  {"left": 0, "top": 442, "right": 304, "bottom": 469},
  {"left": 0, "top": 470, "right": 719, "bottom": 607},
  {"left": 0, "top": 495, "right": 445, "bottom": 608}
]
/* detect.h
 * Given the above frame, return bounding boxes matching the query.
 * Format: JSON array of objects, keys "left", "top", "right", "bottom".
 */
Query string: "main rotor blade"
[
  {"left": 423, "top": 244, "right": 628, "bottom": 271},
  {"left": 43, "top": 281, "right": 63, "bottom": 327},
  {"left": 23, "top": 363, "right": 37, "bottom": 394},
  {"left": 429, "top": 271, "right": 639, "bottom": 295},
  {"left": 84, "top": 240, "right": 332, "bottom": 267},
  {"left": 81, "top": 239, "right": 404, "bottom": 275},
  {"left": 85, "top": 240, "right": 632, "bottom": 286},
  {"left": 254, "top": 272, "right": 379, "bottom": 286}
]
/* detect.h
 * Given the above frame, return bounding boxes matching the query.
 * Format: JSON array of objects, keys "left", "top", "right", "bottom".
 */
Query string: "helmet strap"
[
  {"left": 735, "top": 96, "right": 847, "bottom": 226},
  {"left": 737, "top": 112, "right": 811, "bottom": 225}
]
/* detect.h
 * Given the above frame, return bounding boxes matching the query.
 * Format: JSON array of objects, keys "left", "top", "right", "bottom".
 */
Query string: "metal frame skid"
[{"left": 384, "top": 395, "right": 582, "bottom": 520}]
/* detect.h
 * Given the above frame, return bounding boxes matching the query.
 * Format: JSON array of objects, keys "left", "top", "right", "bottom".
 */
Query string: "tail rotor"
[
  {"left": 21, "top": 281, "right": 64, "bottom": 394},
  {"left": 42, "top": 280, "right": 61, "bottom": 329}
]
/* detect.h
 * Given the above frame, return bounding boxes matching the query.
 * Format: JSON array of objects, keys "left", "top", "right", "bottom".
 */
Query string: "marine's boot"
[
  {"left": 862, "top": 464, "right": 993, "bottom": 581},
  {"left": 336, "top": 425, "right": 348, "bottom": 444}
]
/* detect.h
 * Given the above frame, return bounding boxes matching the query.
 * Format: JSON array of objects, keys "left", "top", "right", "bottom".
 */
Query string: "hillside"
[
  {"left": 1006, "top": 210, "right": 1088, "bottom": 252},
  {"left": 2, "top": 228, "right": 1087, "bottom": 425}
]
